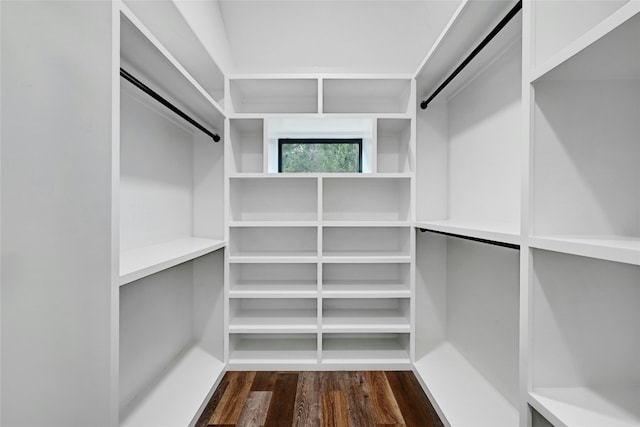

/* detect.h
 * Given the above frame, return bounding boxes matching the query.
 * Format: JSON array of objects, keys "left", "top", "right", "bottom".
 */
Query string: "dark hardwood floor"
[{"left": 195, "top": 371, "right": 443, "bottom": 427}]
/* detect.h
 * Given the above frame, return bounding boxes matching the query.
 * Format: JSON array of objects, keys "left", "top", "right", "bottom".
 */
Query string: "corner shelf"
[{"left": 119, "top": 237, "right": 225, "bottom": 286}]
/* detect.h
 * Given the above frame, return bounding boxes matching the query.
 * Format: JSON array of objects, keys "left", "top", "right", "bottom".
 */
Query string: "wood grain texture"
[
  {"left": 235, "top": 391, "right": 271, "bottom": 427},
  {"left": 196, "top": 371, "right": 443, "bottom": 427},
  {"left": 363, "top": 371, "right": 405, "bottom": 425},
  {"left": 193, "top": 374, "right": 229, "bottom": 427},
  {"left": 385, "top": 371, "right": 444, "bottom": 427},
  {"left": 343, "top": 371, "right": 376, "bottom": 427},
  {"left": 250, "top": 370, "right": 277, "bottom": 391},
  {"left": 320, "top": 391, "right": 349, "bottom": 427},
  {"left": 263, "top": 372, "right": 299, "bottom": 427},
  {"left": 293, "top": 371, "right": 320, "bottom": 427},
  {"left": 209, "top": 371, "right": 256, "bottom": 425}
]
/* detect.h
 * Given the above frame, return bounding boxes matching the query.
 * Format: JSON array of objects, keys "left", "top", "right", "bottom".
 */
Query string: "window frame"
[{"left": 277, "top": 138, "right": 363, "bottom": 173}]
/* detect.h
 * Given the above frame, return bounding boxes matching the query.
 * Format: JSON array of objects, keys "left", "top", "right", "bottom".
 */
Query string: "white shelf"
[
  {"left": 322, "top": 309, "right": 410, "bottom": 333},
  {"left": 322, "top": 334, "right": 410, "bottom": 364},
  {"left": 414, "top": 343, "right": 518, "bottom": 427},
  {"left": 229, "top": 78, "right": 318, "bottom": 114},
  {"left": 416, "top": 220, "right": 521, "bottom": 246},
  {"left": 531, "top": 1, "right": 640, "bottom": 81},
  {"left": 229, "top": 284, "right": 318, "bottom": 299},
  {"left": 229, "top": 309, "right": 318, "bottom": 333},
  {"left": 414, "top": 0, "right": 519, "bottom": 100},
  {"left": 119, "top": 237, "right": 225, "bottom": 285},
  {"left": 120, "top": 346, "right": 224, "bottom": 427},
  {"left": 321, "top": 255, "right": 411, "bottom": 264},
  {"left": 229, "top": 334, "right": 318, "bottom": 364},
  {"left": 322, "top": 283, "right": 410, "bottom": 299},
  {"left": 229, "top": 255, "right": 319, "bottom": 264},
  {"left": 529, "top": 387, "right": 640, "bottom": 427},
  {"left": 120, "top": 5, "right": 224, "bottom": 134},
  {"left": 322, "top": 78, "right": 412, "bottom": 114},
  {"left": 530, "top": 235, "right": 640, "bottom": 266},
  {"left": 229, "top": 221, "right": 319, "bottom": 227}
]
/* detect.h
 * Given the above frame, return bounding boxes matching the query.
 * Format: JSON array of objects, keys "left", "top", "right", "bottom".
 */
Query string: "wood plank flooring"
[{"left": 195, "top": 371, "right": 443, "bottom": 427}]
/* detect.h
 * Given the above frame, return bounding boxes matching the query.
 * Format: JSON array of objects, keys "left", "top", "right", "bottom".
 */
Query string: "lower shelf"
[
  {"left": 529, "top": 387, "right": 640, "bottom": 427},
  {"left": 322, "top": 333, "right": 410, "bottom": 364},
  {"left": 229, "top": 333, "right": 318, "bottom": 365},
  {"left": 120, "top": 346, "right": 224, "bottom": 427},
  {"left": 413, "top": 343, "right": 518, "bottom": 427}
]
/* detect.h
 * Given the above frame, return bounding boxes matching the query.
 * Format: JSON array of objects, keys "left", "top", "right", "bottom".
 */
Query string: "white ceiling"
[{"left": 218, "top": 0, "right": 462, "bottom": 74}]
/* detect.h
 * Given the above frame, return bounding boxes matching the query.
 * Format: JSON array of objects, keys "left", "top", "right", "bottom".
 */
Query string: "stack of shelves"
[
  {"left": 414, "top": 1, "right": 523, "bottom": 426},
  {"left": 117, "top": 5, "right": 226, "bottom": 427},
  {"left": 528, "top": 2, "right": 640, "bottom": 425},
  {"left": 225, "top": 76, "right": 415, "bottom": 368},
  {"left": 415, "top": 0, "right": 640, "bottom": 426}
]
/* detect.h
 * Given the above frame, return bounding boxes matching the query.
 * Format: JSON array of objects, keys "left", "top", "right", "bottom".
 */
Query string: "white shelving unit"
[
  {"left": 225, "top": 73, "right": 415, "bottom": 369},
  {"left": 414, "top": 232, "right": 520, "bottom": 426},
  {"left": 529, "top": 250, "right": 640, "bottom": 427},
  {"left": 415, "top": 1, "right": 639, "bottom": 426},
  {"left": 530, "top": 3, "right": 640, "bottom": 266},
  {"left": 117, "top": 4, "right": 226, "bottom": 427},
  {"left": 415, "top": 0, "right": 522, "bottom": 244}
]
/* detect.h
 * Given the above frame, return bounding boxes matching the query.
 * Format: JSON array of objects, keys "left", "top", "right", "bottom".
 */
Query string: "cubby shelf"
[
  {"left": 321, "top": 334, "right": 410, "bottom": 365},
  {"left": 119, "top": 237, "right": 226, "bottom": 286},
  {"left": 120, "top": 346, "right": 224, "bottom": 427},
  {"left": 229, "top": 334, "right": 318, "bottom": 365}
]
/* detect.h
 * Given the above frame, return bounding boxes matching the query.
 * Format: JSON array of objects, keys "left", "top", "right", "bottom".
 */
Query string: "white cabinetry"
[
  {"left": 225, "top": 75, "right": 414, "bottom": 369},
  {"left": 415, "top": 1, "right": 640, "bottom": 426},
  {"left": 117, "top": 5, "right": 226, "bottom": 427}
]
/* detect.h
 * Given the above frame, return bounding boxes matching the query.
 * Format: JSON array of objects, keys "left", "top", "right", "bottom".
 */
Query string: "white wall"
[{"left": 1, "top": 2, "right": 115, "bottom": 426}]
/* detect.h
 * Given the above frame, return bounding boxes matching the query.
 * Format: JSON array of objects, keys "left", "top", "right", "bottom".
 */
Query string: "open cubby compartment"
[
  {"left": 120, "top": 8, "right": 224, "bottom": 137},
  {"left": 532, "top": 0, "right": 632, "bottom": 70},
  {"left": 119, "top": 251, "right": 224, "bottom": 427},
  {"left": 119, "top": 66, "right": 224, "bottom": 284},
  {"left": 532, "top": 11, "right": 640, "bottom": 264},
  {"left": 229, "top": 333, "right": 318, "bottom": 365},
  {"left": 229, "top": 226, "right": 317, "bottom": 258},
  {"left": 229, "top": 263, "right": 318, "bottom": 296},
  {"left": 529, "top": 249, "right": 640, "bottom": 426},
  {"left": 229, "top": 177, "right": 318, "bottom": 222},
  {"left": 228, "top": 119, "right": 264, "bottom": 173},
  {"left": 228, "top": 78, "right": 318, "bottom": 114},
  {"left": 322, "top": 263, "right": 410, "bottom": 296},
  {"left": 530, "top": 407, "right": 555, "bottom": 427},
  {"left": 376, "top": 119, "right": 412, "bottom": 173},
  {"left": 322, "top": 333, "right": 410, "bottom": 365},
  {"left": 120, "top": 1, "right": 225, "bottom": 106},
  {"left": 322, "top": 226, "right": 411, "bottom": 259},
  {"left": 414, "top": 231, "right": 520, "bottom": 426},
  {"left": 322, "top": 177, "right": 410, "bottom": 222},
  {"left": 415, "top": 12, "right": 521, "bottom": 239},
  {"left": 322, "top": 298, "right": 410, "bottom": 333},
  {"left": 322, "top": 78, "right": 412, "bottom": 114},
  {"left": 228, "top": 298, "right": 318, "bottom": 333}
]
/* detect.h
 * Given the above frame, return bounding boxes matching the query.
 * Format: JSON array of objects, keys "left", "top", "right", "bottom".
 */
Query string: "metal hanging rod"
[
  {"left": 418, "top": 228, "right": 519, "bottom": 250},
  {"left": 120, "top": 68, "right": 221, "bottom": 142},
  {"left": 420, "top": 0, "right": 522, "bottom": 110}
]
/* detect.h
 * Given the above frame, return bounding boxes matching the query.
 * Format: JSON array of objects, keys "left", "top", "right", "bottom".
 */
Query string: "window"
[{"left": 278, "top": 138, "right": 363, "bottom": 173}]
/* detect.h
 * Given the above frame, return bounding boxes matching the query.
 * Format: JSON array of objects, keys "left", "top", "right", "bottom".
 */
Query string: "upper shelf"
[
  {"left": 414, "top": 0, "right": 520, "bottom": 104},
  {"left": 531, "top": 3, "right": 640, "bottom": 82},
  {"left": 119, "top": 4, "right": 225, "bottom": 135}
]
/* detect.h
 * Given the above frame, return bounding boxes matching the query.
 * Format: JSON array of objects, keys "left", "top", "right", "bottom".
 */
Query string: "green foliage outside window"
[{"left": 279, "top": 139, "right": 362, "bottom": 173}]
